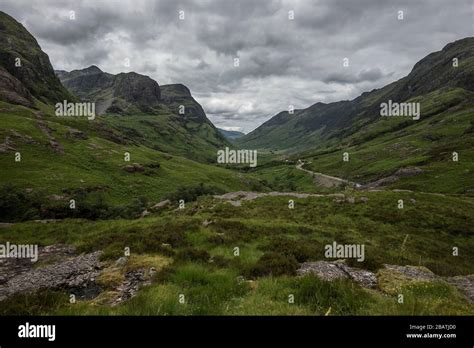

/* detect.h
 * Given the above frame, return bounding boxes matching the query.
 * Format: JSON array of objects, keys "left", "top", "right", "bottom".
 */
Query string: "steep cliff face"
[
  {"left": 0, "top": 11, "right": 74, "bottom": 106},
  {"left": 160, "top": 84, "right": 209, "bottom": 123},
  {"left": 57, "top": 66, "right": 161, "bottom": 114}
]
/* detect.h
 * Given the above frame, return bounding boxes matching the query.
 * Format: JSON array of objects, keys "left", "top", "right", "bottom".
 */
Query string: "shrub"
[
  {"left": 295, "top": 275, "right": 374, "bottom": 315},
  {"left": 167, "top": 183, "right": 223, "bottom": 204},
  {"left": 176, "top": 247, "right": 211, "bottom": 263},
  {"left": 0, "top": 290, "right": 69, "bottom": 315},
  {"left": 247, "top": 252, "right": 299, "bottom": 278},
  {"left": 261, "top": 237, "right": 321, "bottom": 262},
  {"left": 0, "top": 185, "right": 150, "bottom": 221},
  {"left": 0, "top": 184, "right": 42, "bottom": 221},
  {"left": 208, "top": 220, "right": 252, "bottom": 244}
]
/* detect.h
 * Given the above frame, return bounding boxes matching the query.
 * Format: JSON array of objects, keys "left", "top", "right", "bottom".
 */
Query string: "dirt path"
[
  {"left": 293, "top": 161, "right": 467, "bottom": 202},
  {"left": 214, "top": 190, "right": 345, "bottom": 205},
  {"left": 295, "top": 160, "right": 361, "bottom": 188}
]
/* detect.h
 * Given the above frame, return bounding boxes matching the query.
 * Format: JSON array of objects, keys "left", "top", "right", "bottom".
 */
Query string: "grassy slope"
[
  {"left": 1, "top": 97, "right": 473, "bottom": 315},
  {"left": 1, "top": 189, "right": 473, "bottom": 315},
  {"left": 0, "top": 101, "right": 256, "bottom": 205},
  {"left": 298, "top": 87, "right": 474, "bottom": 193}
]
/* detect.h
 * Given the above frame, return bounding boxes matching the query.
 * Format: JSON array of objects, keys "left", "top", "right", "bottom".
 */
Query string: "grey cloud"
[
  {"left": 324, "top": 67, "right": 390, "bottom": 84},
  {"left": 0, "top": 0, "right": 472, "bottom": 133}
]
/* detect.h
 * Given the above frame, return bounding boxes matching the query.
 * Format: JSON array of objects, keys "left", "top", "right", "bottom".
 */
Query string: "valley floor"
[{"left": 1, "top": 189, "right": 473, "bottom": 315}]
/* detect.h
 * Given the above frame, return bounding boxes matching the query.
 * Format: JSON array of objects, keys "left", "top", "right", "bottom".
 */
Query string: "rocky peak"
[
  {"left": 82, "top": 65, "right": 103, "bottom": 75},
  {"left": 57, "top": 67, "right": 161, "bottom": 114}
]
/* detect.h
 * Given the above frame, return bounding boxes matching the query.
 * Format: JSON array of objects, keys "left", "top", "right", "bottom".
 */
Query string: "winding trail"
[
  {"left": 295, "top": 160, "right": 361, "bottom": 188},
  {"left": 212, "top": 162, "right": 469, "bottom": 205}
]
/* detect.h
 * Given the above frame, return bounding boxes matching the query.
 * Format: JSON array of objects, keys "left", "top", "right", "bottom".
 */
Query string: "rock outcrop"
[
  {"left": 0, "top": 245, "right": 101, "bottom": 301},
  {"left": 297, "top": 261, "right": 474, "bottom": 303},
  {"left": 297, "top": 260, "right": 377, "bottom": 288},
  {"left": 57, "top": 66, "right": 161, "bottom": 114}
]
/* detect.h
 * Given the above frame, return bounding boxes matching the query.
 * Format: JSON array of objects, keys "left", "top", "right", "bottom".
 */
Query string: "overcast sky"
[{"left": 1, "top": 0, "right": 473, "bottom": 132}]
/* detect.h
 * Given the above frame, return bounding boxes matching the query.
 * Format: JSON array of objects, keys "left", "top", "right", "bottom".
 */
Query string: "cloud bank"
[{"left": 1, "top": 0, "right": 473, "bottom": 132}]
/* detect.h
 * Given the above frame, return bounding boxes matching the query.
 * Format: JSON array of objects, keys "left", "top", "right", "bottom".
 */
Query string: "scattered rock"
[
  {"left": 149, "top": 267, "right": 157, "bottom": 277},
  {"left": 35, "top": 118, "right": 64, "bottom": 155},
  {"left": 214, "top": 191, "right": 345, "bottom": 207},
  {"left": 0, "top": 135, "right": 16, "bottom": 153},
  {"left": 151, "top": 199, "right": 170, "bottom": 209},
  {"left": 47, "top": 194, "right": 67, "bottom": 201},
  {"left": 122, "top": 163, "right": 145, "bottom": 173},
  {"left": 145, "top": 162, "right": 160, "bottom": 169},
  {"left": 446, "top": 275, "right": 474, "bottom": 303},
  {"left": 298, "top": 261, "right": 400, "bottom": 289},
  {"left": 202, "top": 219, "right": 214, "bottom": 227},
  {"left": 115, "top": 257, "right": 128, "bottom": 268},
  {"left": 66, "top": 127, "right": 88, "bottom": 140},
  {"left": 110, "top": 269, "right": 151, "bottom": 306},
  {"left": 0, "top": 244, "right": 169, "bottom": 307},
  {"left": 0, "top": 251, "right": 102, "bottom": 302},
  {"left": 383, "top": 264, "right": 438, "bottom": 281},
  {"left": 34, "top": 219, "right": 61, "bottom": 224},
  {"left": 365, "top": 167, "right": 424, "bottom": 188},
  {"left": 338, "top": 263, "right": 378, "bottom": 288},
  {"left": 297, "top": 261, "right": 348, "bottom": 281},
  {"left": 377, "top": 265, "right": 440, "bottom": 295}
]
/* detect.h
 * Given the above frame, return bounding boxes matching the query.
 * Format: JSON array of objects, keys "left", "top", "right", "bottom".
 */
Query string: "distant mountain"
[
  {"left": 160, "top": 83, "right": 212, "bottom": 123},
  {"left": 218, "top": 128, "right": 245, "bottom": 141},
  {"left": 56, "top": 66, "right": 161, "bottom": 114},
  {"left": 0, "top": 10, "right": 228, "bottom": 163},
  {"left": 0, "top": 11, "right": 75, "bottom": 107},
  {"left": 0, "top": 11, "right": 254, "bottom": 206},
  {"left": 237, "top": 37, "right": 474, "bottom": 153},
  {"left": 56, "top": 66, "right": 229, "bottom": 160}
]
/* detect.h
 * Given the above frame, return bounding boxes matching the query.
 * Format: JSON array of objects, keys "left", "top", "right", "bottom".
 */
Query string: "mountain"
[
  {"left": 217, "top": 128, "right": 245, "bottom": 141},
  {"left": 55, "top": 66, "right": 229, "bottom": 161},
  {"left": 0, "top": 11, "right": 74, "bottom": 107},
  {"left": 56, "top": 67, "right": 214, "bottom": 122},
  {"left": 56, "top": 66, "right": 161, "bottom": 114},
  {"left": 0, "top": 11, "right": 255, "bottom": 209},
  {"left": 237, "top": 38, "right": 474, "bottom": 193},
  {"left": 160, "top": 83, "right": 212, "bottom": 123},
  {"left": 1, "top": 10, "right": 473, "bottom": 317},
  {"left": 0, "top": 2, "right": 233, "bottom": 164},
  {"left": 237, "top": 37, "right": 474, "bottom": 153}
]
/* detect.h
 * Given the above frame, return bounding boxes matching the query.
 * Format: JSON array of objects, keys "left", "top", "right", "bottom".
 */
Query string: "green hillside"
[
  {"left": 0, "top": 100, "right": 261, "bottom": 220},
  {"left": 0, "top": 9, "right": 473, "bottom": 316},
  {"left": 238, "top": 38, "right": 474, "bottom": 154},
  {"left": 238, "top": 38, "right": 474, "bottom": 193}
]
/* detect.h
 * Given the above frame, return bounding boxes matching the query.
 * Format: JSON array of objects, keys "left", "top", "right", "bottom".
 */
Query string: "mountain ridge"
[
  {"left": 237, "top": 37, "right": 474, "bottom": 153},
  {"left": 0, "top": 10, "right": 228, "bottom": 164}
]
